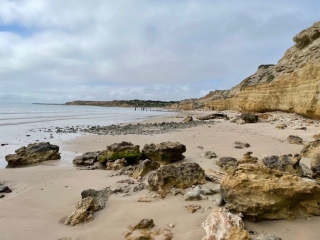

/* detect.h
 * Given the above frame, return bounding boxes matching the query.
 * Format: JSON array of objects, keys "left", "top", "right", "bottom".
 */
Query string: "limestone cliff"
[{"left": 177, "top": 21, "right": 320, "bottom": 119}]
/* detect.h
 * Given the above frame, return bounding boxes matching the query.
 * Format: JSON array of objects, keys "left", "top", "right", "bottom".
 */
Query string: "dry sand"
[{"left": 1, "top": 111, "right": 320, "bottom": 240}]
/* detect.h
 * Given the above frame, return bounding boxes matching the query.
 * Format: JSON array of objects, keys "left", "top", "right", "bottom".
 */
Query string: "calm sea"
[{"left": 0, "top": 103, "right": 171, "bottom": 168}]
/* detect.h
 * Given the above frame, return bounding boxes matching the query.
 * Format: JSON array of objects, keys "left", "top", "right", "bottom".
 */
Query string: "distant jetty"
[{"left": 65, "top": 100, "right": 179, "bottom": 108}]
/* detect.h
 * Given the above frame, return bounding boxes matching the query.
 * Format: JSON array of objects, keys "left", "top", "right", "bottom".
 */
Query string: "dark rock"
[
  {"left": 287, "top": 135, "right": 303, "bottom": 145},
  {"left": 240, "top": 114, "right": 258, "bottom": 123},
  {"left": 262, "top": 154, "right": 303, "bottom": 176},
  {"left": 5, "top": 142, "right": 60, "bottom": 167},
  {"left": 0, "top": 184, "right": 11, "bottom": 193},
  {"left": 216, "top": 157, "right": 238, "bottom": 173},
  {"left": 73, "top": 151, "right": 100, "bottom": 166},
  {"left": 234, "top": 141, "right": 250, "bottom": 149}
]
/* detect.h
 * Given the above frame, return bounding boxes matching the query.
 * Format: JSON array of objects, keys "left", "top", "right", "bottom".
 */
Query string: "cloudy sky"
[{"left": 0, "top": 0, "right": 319, "bottom": 103}]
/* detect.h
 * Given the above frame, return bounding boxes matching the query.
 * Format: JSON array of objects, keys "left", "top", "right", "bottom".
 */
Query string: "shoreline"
[{"left": 1, "top": 110, "right": 320, "bottom": 239}]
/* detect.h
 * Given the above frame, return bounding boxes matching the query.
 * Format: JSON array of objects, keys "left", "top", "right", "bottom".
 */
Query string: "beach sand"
[{"left": 1, "top": 111, "right": 320, "bottom": 240}]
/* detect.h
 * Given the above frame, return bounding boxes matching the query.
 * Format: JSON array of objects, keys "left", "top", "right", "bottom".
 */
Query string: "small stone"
[
  {"left": 168, "top": 223, "right": 175, "bottom": 228},
  {"left": 186, "top": 204, "right": 201, "bottom": 213}
]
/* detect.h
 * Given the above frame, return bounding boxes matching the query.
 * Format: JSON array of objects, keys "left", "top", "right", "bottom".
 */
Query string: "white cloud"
[{"left": 0, "top": 0, "right": 319, "bottom": 102}]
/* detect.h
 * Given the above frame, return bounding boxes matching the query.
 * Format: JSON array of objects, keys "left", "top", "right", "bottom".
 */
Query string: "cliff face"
[{"left": 203, "top": 21, "right": 320, "bottom": 119}]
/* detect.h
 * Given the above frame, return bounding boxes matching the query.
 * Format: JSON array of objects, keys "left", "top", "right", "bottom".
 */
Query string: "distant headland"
[{"left": 64, "top": 100, "right": 179, "bottom": 108}]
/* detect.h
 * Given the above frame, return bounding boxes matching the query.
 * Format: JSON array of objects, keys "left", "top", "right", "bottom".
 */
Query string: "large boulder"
[
  {"left": 148, "top": 162, "right": 206, "bottom": 197},
  {"left": 142, "top": 141, "right": 186, "bottom": 165},
  {"left": 130, "top": 159, "right": 160, "bottom": 179},
  {"left": 73, "top": 151, "right": 100, "bottom": 166},
  {"left": 221, "top": 164, "right": 320, "bottom": 220},
  {"left": 301, "top": 140, "right": 320, "bottom": 158},
  {"left": 201, "top": 208, "right": 251, "bottom": 240},
  {"left": 98, "top": 141, "right": 141, "bottom": 164},
  {"left": 5, "top": 142, "right": 60, "bottom": 167},
  {"left": 81, "top": 188, "right": 111, "bottom": 211},
  {"left": 240, "top": 114, "right": 258, "bottom": 123},
  {"left": 262, "top": 154, "right": 303, "bottom": 176},
  {"left": 64, "top": 197, "right": 95, "bottom": 226}
]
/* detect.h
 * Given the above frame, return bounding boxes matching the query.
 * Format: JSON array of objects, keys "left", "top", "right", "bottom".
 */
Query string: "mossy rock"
[{"left": 98, "top": 141, "right": 142, "bottom": 164}]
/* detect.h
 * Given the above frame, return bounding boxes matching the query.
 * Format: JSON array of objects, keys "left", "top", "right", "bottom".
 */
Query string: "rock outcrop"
[
  {"left": 201, "top": 208, "right": 251, "bottom": 240},
  {"left": 5, "top": 142, "right": 60, "bottom": 167},
  {"left": 220, "top": 164, "right": 320, "bottom": 220},
  {"left": 301, "top": 139, "right": 320, "bottom": 158},
  {"left": 142, "top": 142, "right": 186, "bottom": 165},
  {"left": 73, "top": 151, "right": 100, "bottom": 165},
  {"left": 148, "top": 162, "right": 206, "bottom": 197},
  {"left": 173, "top": 21, "right": 320, "bottom": 119},
  {"left": 98, "top": 141, "right": 141, "bottom": 164}
]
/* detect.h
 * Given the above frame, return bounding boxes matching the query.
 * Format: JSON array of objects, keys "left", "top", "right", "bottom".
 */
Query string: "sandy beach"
[{"left": 1, "top": 111, "right": 320, "bottom": 240}]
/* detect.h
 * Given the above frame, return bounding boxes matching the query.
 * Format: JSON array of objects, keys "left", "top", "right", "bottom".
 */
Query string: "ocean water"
[{"left": 0, "top": 103, "right": 171, "bottom": 168}]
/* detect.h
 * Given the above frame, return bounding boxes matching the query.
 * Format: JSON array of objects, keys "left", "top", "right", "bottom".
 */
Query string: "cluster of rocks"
[
  {"left": 54, "top": 120, "right": 216, "bottom": 135},
  {"left": 73, "top": 141, "right": 186, "bottom": 175}
]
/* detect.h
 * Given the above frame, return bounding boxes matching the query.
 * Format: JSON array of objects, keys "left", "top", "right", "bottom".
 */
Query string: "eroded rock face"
[
  {"left": 64, "top": 197, "right": 95, "bottom": 226},
  {"left": 262, "top": 154, "right": 303, "bottom": 176},
  {"left": 200, "top": 21, "right": 320, "bottom": 119},
  {"left": 220, "top": 164, "right": 320, "bottom": 220},
  {"left": 81, "top": 188, "right": 111, "bottom": 211},
  {"left": 130, "top": 159, "right": 160, "bottom": 179},
  {"left": 106, "top": 158, "right": 127, "bottom": 170},
  {"left": 287, "top": 135, "right": 303, "bottom": 145},
  {"left": 238, "top": 152, "right": 258, "bottom": 165},
  {"left": 5, "top": 142, "right": 60, "bottom": 167},
  {"left": 73, "top": 151, "right": 100, "bottom": 166},
  {"left": 142, "top": 142, "right": 186, "bottom": 165},
  {"left": 201, "top": 208, "right": 250, "bottom": 240},
  {"left": 98, "top": 141, "right": 141, "bottom": 164},
  {"left": 301, "top": 140, "right": 320, "bottom": 158},
  {"left": 148, "top": 162, "right": 206, "bottom": 197}
]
